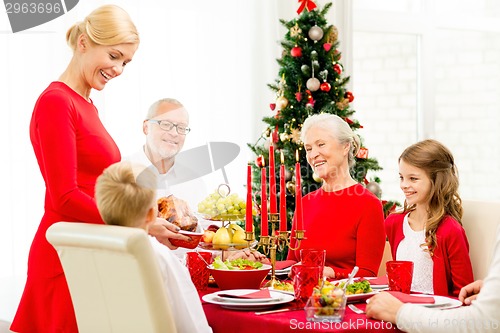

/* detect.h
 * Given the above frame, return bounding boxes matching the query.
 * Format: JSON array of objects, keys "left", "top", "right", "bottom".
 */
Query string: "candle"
[
  {"left": 279, "top": 151, "right": 287, "bottom": 232},
  {"left": 269, "top": 144, "right": 277, "bottom": 214},
  {"left": 245, "top": 164, "right": 252, "bottom": 232},
  {"left": 261, "top": 158, "right": 268, "bottom": 237},
  {"left": 295, "top": 150, "right": 303, "bottom": 231}
]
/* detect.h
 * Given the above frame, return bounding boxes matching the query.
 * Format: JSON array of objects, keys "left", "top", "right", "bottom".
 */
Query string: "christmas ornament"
[
  {"left": 289, "top": 128, "right": 301, "bottom": 144},
  {"left": 320, "top": 82, "right": 331, "bottom": 92},
  {"left": 306, "top": 101, "right": 315, "bottom": 109},
  {"left": 295, "top": 92, "right": 302, "bottom": 102},
  {"left": 301, "top": 65, "right": 311, "bottom": 76},
  {"left": 306, "top": 77, "right": 320, "bottom": 91},
  {"left": 272, "top": 127, "right": 279, "bottom": 143},
  {"left": 345, "top": 91, "right": 354, "bottom": 102},
  {"left": 310, "top": 50, "right": 318, "bottom": 60},
  {"left": 290, "top": 23, "right": 302, "bottom": 37},
  {"left": 286, "top": 181, "right": 296, "bottom": 195},
  {"left": 308, "top": 25, "right": 324, "bottom": 41},
  {"left": 323, "top": 43, "right": 332, "bottom": 52},
  {"left": 333, "top": 63, "right": 342, "bottom": 75},
  {"left": 327, "top": 26, "right": 339, "bottom": 43},
  {"left": 367, "top": 181, "right": 382, "bottom": 198},
  {"left": 336, "top": 99, "right": 349, "bottom": 110},
  {"left": 356, "top": 147, "right": 369, "bottom": 159},
  {"left": 255, "top": 155, "right": 265, "bottom": 168},
  {"left": 270, "top": 103, "right": 276, "bottom": 111},
  {"left": 312, "top": 60, "right": 320, "bottom": 70},
  {"left": 291, "top": 46, "right": 302, "bottom": 57},
  {"left": 285, "top": 169, "right": 292, "bottom": 181},
  {"left": 276, "top": 96, "right": 289, "bottom": 110},
  {"left": 313, "top": 172, "right": 322, "bottom": 182},
  {"left": 297, "top": 0, "right": 317, "bottom": 14},
  {"left": 280, "top": 132, "right": 289, "bottom": 142}
]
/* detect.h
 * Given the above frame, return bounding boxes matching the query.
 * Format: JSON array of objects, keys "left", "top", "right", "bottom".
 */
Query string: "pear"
[
  {"left": 212, "top": 227, "right": 231, "bottom": 250},
  {"left": 232, "top": 229, "right": 247, "bottom": 249}
]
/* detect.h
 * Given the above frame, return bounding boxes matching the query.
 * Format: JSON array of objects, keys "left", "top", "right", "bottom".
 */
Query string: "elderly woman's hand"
[
  {"left": 365, "top": 292, "right": 403, "bottom": 324},
  {"left": 148, "top": 217, "right": 191, "bottom": 250},
  {"left": 225, "top": 249, "right": 271, "bottom": 264}
]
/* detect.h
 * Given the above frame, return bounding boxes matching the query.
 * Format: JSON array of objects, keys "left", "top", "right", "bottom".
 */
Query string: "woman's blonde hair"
[
  {"left": 400, "top": 139, "right": 462, "bottom": 254},
  {"left": 300, "top": 113, "right": 361, "bottom": 169},
  {"left": 95, "top": 161, "right": 156, "bottom": 228},
  {"left": 66, "top": 4, "right": 139, "bottom": 51}
]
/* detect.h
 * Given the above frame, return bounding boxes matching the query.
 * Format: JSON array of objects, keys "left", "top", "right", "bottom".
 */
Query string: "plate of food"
[
  {"left": 269, "top": 280, "right": 294, "bottom": 295},
  {"left": 202, "top": 289, "right": 294, "bottom": 311},
  {"left": 330, "top": 279, "right": 379, "bottom": 303}
]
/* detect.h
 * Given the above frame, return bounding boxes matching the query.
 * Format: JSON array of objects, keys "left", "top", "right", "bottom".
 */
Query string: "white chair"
[
  {"left": 46, "top": 222, "right": 177, "bottom": 333},
  {"left": 461, "top": 200, "right": 500, "bottom": 280}
]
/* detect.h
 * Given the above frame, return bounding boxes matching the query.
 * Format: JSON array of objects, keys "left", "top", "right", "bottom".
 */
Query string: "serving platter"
[{"left": 202, "top": 289, "right": 294, "bottom": 311}]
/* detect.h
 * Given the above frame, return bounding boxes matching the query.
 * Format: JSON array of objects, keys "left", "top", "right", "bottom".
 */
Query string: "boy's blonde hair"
[{"left": 95, "top": 161, "right": 157, "bottom": 228}]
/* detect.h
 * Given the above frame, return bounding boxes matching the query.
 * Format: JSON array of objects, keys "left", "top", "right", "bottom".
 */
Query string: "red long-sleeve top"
[
  {"left": 385, "top": 213, "right": 474, "bottom": 297},
  {"left": 288, "top": 184, "right": 386, "bottom": 279},
  {"left": 11, "top": 82, "right": 120, "bottom": 333}
]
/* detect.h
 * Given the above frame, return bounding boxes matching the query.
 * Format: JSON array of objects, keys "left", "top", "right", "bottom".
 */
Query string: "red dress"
[
  {"left": 287, "top": 184, "right": 386, "bottom": 278},
  {"left": 11, "top": 82, "right": 120, "bottom": 333}
]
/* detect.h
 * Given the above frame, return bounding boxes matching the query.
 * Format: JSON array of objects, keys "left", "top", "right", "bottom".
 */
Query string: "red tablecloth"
[{"left": 200, "top": 287, "right": 401, "bottom": 333}]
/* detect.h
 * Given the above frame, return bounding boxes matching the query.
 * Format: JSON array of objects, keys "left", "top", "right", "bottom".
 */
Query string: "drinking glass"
[
  {"left": 292, "top": 264, "right": 321, "bottom": 306},
  {"left": 300, "top": 249, "right": 326, "bottom": 278},
  {"left": 186, "top": 251, "right": 212, "bottom": 291},
  {"left": 386, "top": 260, "right": 414, "bottom": 294}
]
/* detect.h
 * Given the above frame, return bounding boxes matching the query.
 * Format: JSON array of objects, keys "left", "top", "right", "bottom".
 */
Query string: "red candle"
[
  {"left": 295, "top": 150, "right": 303, "bottom": 231},
  {"left": 261, "top": 159, "right": 268, "bottom": 237},
  {"left": 245, "top": 164, "right": 252, "bottom": 232},
  {"left": 269, "top": 144, "right": 277, "bottom": 214},
  {"left": 279, "top": 151, "right": 287, "bottom": 232}
]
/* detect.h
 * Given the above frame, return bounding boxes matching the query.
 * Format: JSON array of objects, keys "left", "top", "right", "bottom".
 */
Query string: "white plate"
[
  {"left": 364, "top": 277, "right": 389, "bottom": 289},
  {"left": 411, "top": 294, "right": 462, "bottom": 310},
  {"left": 202, "top": 289, "right": 294, "bottom": 311},
  {"left": 214, "top": 289, "right": 280, "bottom": 303},
  {"left": 346, "top": 291, "right": 379, "bottom": 303}
]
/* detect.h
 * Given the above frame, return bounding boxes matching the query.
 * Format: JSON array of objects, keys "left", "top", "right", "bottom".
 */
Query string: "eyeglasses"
[{"left": 147, "top": 119, "right": 191, "bottom": 135}]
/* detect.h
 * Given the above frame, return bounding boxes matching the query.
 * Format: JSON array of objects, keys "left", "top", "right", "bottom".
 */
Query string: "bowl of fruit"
[
  {"left": 304, "top": 282, "right": 347, "bottom": 322},
  {"left": 209, "top": 257, "right": 271, "bottom": 290}
]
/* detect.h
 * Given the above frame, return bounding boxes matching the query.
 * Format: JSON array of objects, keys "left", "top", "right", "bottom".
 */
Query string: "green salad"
[{"left": 213, "top": 257, "right": 263, "bottom": 270}]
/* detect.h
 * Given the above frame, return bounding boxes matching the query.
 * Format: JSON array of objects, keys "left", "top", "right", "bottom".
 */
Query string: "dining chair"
[
  {"left": 46, "top": 222, "right": 177, "bottom": 333},
  {"left": 461, "top": 200, "right": 500, "bottom": 280},
  {"left": 377, "top": 240, "right": 393, "bottom": 277}
]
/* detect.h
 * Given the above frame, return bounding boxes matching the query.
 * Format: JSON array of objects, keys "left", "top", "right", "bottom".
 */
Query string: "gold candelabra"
[{"left": 245, "top": 213, "right": 304, "bottom": 288}]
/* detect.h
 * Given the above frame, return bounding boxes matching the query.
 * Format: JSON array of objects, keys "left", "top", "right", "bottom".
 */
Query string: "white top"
[
  {"left": 396, "top": 214, "right": 434, "bottom": 294},
  {"left": 149, "top": 237, "right": 212, "bottom": 333},
  {"left": 396, "top": 226, "right": 500, "bottom": 332}
]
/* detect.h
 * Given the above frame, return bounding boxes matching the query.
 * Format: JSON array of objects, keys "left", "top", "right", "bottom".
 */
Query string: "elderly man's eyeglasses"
[{"left": 147, "top": 119, "right": 191, "bottom": 135}]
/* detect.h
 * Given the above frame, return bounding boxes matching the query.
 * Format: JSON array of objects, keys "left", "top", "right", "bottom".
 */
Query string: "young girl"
[{"left": 385, "top": 139, "right": 473, "bottom": 297}]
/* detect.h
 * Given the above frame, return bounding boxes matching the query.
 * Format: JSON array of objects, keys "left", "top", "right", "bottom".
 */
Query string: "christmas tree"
[{"left": 248, "top": 1, "right": 397, "bottom": 243}]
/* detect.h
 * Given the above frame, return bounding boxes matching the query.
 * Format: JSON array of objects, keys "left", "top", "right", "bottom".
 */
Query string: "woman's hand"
[
  {"left": 226, "top": 249, "right": 270, "bottom": 264},
  {"left": 459, "top": 280, "right": 483, "bottom": 305},
  {"left": 148, "top": 217, "right": 190, "bottom": 250},
  {"left": 323, "top": 266, "right": 336, "bottom": 279},
  {"left": 365, "top": 292, "right": 403, "bottom": 324}
]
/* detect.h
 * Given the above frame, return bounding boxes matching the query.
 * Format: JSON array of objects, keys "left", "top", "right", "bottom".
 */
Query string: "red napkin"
[
  {"left": 218, "top": 289, "right": 272, "bottom": 299},
  {"left": 275, "top": 260, "right": 296, "bottom": 270},
  {"left": 387, "top": 291, "right": 435, "bottom": 304},
  {"left": 367, "top": 276, "right": 388, "bottom": 286}
]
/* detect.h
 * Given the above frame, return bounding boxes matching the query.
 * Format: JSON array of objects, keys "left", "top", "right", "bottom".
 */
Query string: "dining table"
[{"left": 200, "top": 285, "right": 402, "bottom": 333}]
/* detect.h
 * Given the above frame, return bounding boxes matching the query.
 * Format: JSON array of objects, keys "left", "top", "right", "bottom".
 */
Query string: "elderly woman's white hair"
[{"left": 300, "top": 113, "right": 361, "bottom": 169}]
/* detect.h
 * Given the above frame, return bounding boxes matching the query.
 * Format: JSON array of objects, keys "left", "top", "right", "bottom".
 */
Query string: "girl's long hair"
[{"left": 400, "top": 139, "right": 462, "bottom": 254}]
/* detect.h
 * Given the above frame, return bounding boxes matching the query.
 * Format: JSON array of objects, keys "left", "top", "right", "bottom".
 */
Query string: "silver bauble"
[
  {"left": 308, "top": 25, "right": 324, "bottom": 41},
  {"left": 367, "top": 181, "right": 383, "bottom": 198},
  {"left": 306, "top": 77, "right": 321, "bottom": 91}
]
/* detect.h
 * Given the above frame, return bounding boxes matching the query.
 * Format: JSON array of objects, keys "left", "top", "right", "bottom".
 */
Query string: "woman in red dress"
[{"left": 11, "top": 5, "right": 139, "bottom": 332}]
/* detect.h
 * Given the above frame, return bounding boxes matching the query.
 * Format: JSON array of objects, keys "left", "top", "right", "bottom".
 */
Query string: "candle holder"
[{"left": 258, "top": 213, "right": 305, "bottom": 288}]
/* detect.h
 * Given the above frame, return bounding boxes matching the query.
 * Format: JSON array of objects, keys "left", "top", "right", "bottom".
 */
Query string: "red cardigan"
[
  {"left": 288, "top": 184, "right": 386, "bottom": 278},
  {"left": 385, "top": 213, "right": 474, "bottom": 297}
]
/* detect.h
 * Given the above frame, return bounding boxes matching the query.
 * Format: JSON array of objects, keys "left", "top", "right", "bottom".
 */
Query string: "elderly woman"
[{"left": 287, "top": 113, "right": 385, "bottom": 279}]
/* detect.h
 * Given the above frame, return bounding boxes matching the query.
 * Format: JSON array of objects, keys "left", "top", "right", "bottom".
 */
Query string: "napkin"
[
  {"left": 218, "top": 289, "right": 272, "bottom": 299},
  {"left": 387, "top": 291, "right": 435, "bottom": 304},
  {"left": 367, "top": 276, "right": 388, "bottom": 286}
]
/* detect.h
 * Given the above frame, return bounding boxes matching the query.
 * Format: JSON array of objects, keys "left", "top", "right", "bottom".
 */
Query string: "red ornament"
[
  {"left": 323, "top": 43, "right": 332, "bottom": 52},
  {"left": 320, "top": 82, "right": 331, "bottom": 92},
  {"left": 345, "top": 91, "right": 354, "bottom": 102},
  {"left": 333, "top": 64, "right": 342, "bottom": 75},
  {"left": 305, "top": 90, "right": 313, "bottom": 101},
  {"left": 356, "top": 147, "right": 369, "bottom": 159},
  {"left": 270, "top": 103, "right": 276, "bottom": 111},
  {"left": 255, "top": 155, "right": 265, "bottom": 168},
  {"left": 295, "top": 92, "right": 302, "bottom": 102},
  {"left": 291, "top": 46, "right": 302, "bottom": 57},
  {"left": 272, "top": 126, "right": 279, "bottom": 143}
]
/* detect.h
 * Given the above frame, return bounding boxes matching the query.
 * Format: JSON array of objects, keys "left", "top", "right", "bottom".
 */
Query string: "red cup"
[
  {"left": 186, "top": 252, "right": 212, "bottom": 291},
  {"left": 292, "top": 265, "right": 321, "bottom": 306},
  {"left": 386, "top": 260, "right": 414, "bottom": 294},
  {"left": 300, "top": 249, "right": 326, "bottom": 278}
]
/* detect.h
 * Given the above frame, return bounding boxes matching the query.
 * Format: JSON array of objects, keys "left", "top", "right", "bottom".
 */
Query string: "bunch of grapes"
[{"left": 198, "top": 190, "right": 253, "bottom": 218}]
